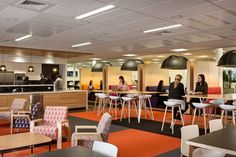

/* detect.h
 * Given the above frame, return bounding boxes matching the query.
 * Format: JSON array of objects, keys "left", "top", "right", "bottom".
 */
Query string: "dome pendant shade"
[
  {"left": 218, "top": 50, "right": 236, "bottom": 67},
  {"left": 121, "top": 59, "right": 144, "bottom": 71},
  {"left": 161, "top": 55, "right": 188, "bottom": 69},
  {"left": 28, "top": 65, "right": 34, "bottom": 72},
  {"left": 0, "top": 65, "right": 6, "bottom": 72},
  {"left": 91, "top": 62, "right": 112, "bottom": 72}
]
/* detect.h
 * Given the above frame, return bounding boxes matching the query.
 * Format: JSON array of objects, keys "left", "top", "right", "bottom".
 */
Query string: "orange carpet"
[{"left": 109, "top": 129, "right": 180, "bottom": 157}]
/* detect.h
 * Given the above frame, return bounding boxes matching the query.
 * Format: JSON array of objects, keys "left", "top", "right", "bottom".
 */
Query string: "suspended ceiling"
[{"left": 0, "top": 0, "right": 236, "bottom": 61}]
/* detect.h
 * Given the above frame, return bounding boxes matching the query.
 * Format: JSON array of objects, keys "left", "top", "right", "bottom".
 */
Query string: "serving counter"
[{"left": 0, "top": 90, "right": 88, "bottom": 109}]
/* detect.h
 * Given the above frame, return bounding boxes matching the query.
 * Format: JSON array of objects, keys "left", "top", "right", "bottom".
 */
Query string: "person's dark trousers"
[{"left": 174, "top": 104, "right": 189, "bottom": 120}]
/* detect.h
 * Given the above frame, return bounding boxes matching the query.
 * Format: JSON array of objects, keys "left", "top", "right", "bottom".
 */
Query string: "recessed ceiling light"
[
  {"left": 101, "top": 60, "right": 109, "bottom": 62},
  {"left": 212, "top": 57, "right": 216, "bottom": 60},
  {"left": 14, "top": 34, "right": 32, "bottom": 41},
  {"left": 152, "top": 58, "right": 160, "bottom": 61},
  {"left": 135, "top": 57, "right": 143, "bottom": 60},
  {"left": 143, "top": 24, "right": 182, "bottom": 33},
  {"left": 72, "top": 42, "right": 91, "bottom": 48},
  {"left": 189, "top": 59, "right": 195, "bottom": 61},
  {"left": 157, "top": 55, "right": 165, "bottom": 58},
  {"left": 152, "top": 61, "right": 160, "bottom": 64},
  {"left": 75, "top": 5, "right": 116, "bottom": 20},
  {"left": 123, "top": 54, "right": 137, "bottom": 57},
  {"left": 171, "top": 48, "right": 188, "bottom": 52},
  {"left": 198, "top": 55, "right": 208, "bottom": 58},
  {"left": 90, "top": 58, "right": 102, "bottom": 60},
  {"left": 117, "top": 59, "right": 124, "bottom": 61},
  {"left": 182, "top": 53, "right": 192, "bottom": 56}
]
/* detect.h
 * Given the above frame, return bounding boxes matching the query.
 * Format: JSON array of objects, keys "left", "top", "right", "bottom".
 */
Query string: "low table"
[
  {"left": 27, "top": 146, "right": 108, "bottom": 157},
  {"left": 0, "top": 132, "right": 52, "bottom": 157}
]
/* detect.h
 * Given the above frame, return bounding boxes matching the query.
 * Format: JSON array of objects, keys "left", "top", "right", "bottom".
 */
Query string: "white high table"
[{"left": 92, "top": 90, "right": 162, "bottom": 123}]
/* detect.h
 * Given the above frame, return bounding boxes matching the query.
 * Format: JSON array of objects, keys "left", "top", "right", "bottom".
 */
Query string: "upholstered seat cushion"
[
  {"left": 0, "top": 112, "right": 11, "bottom": 120},
  {"left": 33, "top": 125, "right": 58, "bottom": 139}
]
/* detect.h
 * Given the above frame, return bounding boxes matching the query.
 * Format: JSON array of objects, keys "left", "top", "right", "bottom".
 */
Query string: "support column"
[
  {"left": 138, "top": 64, "right": 145, "bottom": 91},
  {"left": 102, "top": 66, "right": 108, "bottom": 90},
  {"left": 216, "top": 48, "right": 224, "bottom": 94}
]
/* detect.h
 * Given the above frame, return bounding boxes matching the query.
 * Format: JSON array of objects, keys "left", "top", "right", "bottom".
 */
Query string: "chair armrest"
[
  {"left": 0, "top": 107, "right": 10, "bottom": 111},
  {"left": 30, "top": 118, "right": 43, "bottom": 132},
  {"left": 75, "top": 125, "right": 98, "bottom": 133}
]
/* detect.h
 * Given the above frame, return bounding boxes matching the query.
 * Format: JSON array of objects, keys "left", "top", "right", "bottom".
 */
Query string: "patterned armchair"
[
  {"left": 30, "top": 106, "right": 70, "bottom": 149},
  {"left": 11, "top": 94, "right": 44, "bottom": 133},
  {"left": 71, "top": 112, "right": 112, "bottom": 149}
]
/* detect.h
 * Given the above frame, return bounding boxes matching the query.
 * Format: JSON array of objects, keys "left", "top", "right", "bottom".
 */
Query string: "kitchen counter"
[{"left": 0, "top": 84, "right": 54, "bottom": 93}]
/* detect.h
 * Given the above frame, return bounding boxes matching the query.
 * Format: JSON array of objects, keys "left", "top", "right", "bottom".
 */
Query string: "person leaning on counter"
[{"left": 54, "top": 75, "right": 64, "bottom": 91}]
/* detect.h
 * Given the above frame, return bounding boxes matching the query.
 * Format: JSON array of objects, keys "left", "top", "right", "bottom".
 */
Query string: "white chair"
[
  {"left": 120, "top": 96, "right": 138, "bottom": 123},
  {"left": 96, "top": 93, "right": 109, "bottom": 115},
  {"left": 192, "top": 103, "right": 211, "bottom": 134},
  {"left": 142, "top": 95, "right": 154, "bottom": 120},
  {"left": 209, "top": 99, "right": 224, "bottom": 119},
  {"left": 219, "top": 104, "right": 236, "bottom": 126},
  {"left": 92, "top": 141, "right": 118, "bottom": 157},
  {"left": 181, "top": 125, "right": 225, "bottom": 157},
  {"left": 209, "top": 119, "right": 223, "bottom": 133},
  {"left": 108, "top": 96, "right": 120, "bottom": 120},
  {"left": 161, "top": 100, "right": 185, "bottom": 134}
]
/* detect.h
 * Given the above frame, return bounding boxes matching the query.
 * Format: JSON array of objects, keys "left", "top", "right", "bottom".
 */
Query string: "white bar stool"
[
  {"left": 109, "top": 96, "right": 120, "bottom": 120},
  {"left": 94, "top": 93, "right": 100, "bottom": 111},
  {"left": 219, "top": 104, "right": 236, "bottom": 126},
  {"left": 161, "top": 100, "right": 185, "bottom": 134},
  {"left": 96, "top": 93, "right": 109, "bottom": 115},
  {"left": 142, "top": 95, "right": 154, "bottom": 120},
  {"left": 192, "top": 102, "right": 211, "bottom": 134},
  {"left": 120, "top": 96, "right": 138, "bottom": 123}
]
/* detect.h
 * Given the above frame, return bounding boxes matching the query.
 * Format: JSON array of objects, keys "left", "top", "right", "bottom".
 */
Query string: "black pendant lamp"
[
  {"left": 161, "top": 55, "right": 188, "bottom": 69},
  {"left": 121, "top": 59, "right": 144, "bottom": 71},
  {"left": 91, "top": 62, "right": 112, "bottom": 72},
  {"left": 28, "top": 52, "right": 34, "bottom": 72},
  {"left": 218, "top": 50, "right": 236, "bottom": 67},
  {"left": 0, "top": 50, "right": 6, "bottom": 72}
]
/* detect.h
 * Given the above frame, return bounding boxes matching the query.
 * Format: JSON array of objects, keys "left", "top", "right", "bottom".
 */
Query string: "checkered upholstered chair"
[
  {"left": 30, "top": 106, "right": 70, "bottom": 149},
  {"left": 71, "top": 112, "right": 112, "bottom": 149},
  {"left": 11, "top": 94, "right": 44, "bottom": 133}
]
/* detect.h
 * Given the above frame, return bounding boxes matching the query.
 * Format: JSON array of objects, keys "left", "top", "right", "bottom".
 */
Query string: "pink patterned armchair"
[
  {"left": 30, "top": 106, "right": 70, "bottom": 149},
  {"left": 71, "top": 112, "right": 112, "bottom": 149}
]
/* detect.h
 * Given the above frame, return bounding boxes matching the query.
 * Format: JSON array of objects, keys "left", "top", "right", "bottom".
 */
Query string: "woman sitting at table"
[
  {"left": 118, "top": 76, "right": 129, "bottom": 91},
  {"left": 190, "top": 74, "right": 208, "bottom": 107},
  {"left": 157, "top": 80, "right": 165, "bottom": 92},
  {"left": 168, "top": 74, "right": 188, "bottom": 120}
]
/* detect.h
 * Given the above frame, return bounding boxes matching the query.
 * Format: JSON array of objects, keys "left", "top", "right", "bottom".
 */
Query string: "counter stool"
[
  {"left": 142, "top": 95, "right": 154, "bottom": 120},
  {"left": 219, "top": 104, "right": 236, "bottom": 126},
  {"left": 192, "top": 103, "right": 211, "bottom": 134},
  {"left": 120, "top": 97, "right": 138, "bottom": 123},
  {"left": 209, "top": 99, "right": 224, "bottom": 119},
  {"left": 161, "top": 101, "right": 185, "bottom": 134},
  {"left": 108, "top": 96, "right": 120, "bottom": 120},
  {"left": 94, "top": 93, "right": 100, "bottom": 111},
  {"left": 96, "top": 93, "right": 109, "bottom": 116}
]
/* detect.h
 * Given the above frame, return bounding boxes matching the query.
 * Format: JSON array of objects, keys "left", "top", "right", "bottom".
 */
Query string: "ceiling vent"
[{"left": 15, "top": 0, "right": 53, "bottom": 11}]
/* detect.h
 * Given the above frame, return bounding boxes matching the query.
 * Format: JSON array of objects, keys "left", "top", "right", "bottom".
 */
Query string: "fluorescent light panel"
[
  {"left": 72, "top": 42, "right": 91, "bottom": 48},
  {"left": 14, "top": 34, "right": 32, "bottom": 41},
  {"left": 75, "top": 5, "right": 115, "bottom": 19},
  {"left": 143, "top": 24, "right": 182, "bottom": 33},
  {"left": 123, "top": 54, "right": 137, "bottom": 57},
  {"left": 171, "top": 48, "right": 188, "bottom": 52}
]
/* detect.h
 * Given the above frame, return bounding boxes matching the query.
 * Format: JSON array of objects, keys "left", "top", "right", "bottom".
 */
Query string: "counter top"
[
  {"left": 0, "top": 84, "right": 54, "bottom": 87},
  {"left": 0, "top": 90, "right": 87, "bottom": 96}
]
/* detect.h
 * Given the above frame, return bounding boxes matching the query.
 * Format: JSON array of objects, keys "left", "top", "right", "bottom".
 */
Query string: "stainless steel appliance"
[
  {"left": 0, "top": 71, "right": 14, "bottom": 85},
  {"left": 14, "top": 73, "right": 25, "bottom": 85}
]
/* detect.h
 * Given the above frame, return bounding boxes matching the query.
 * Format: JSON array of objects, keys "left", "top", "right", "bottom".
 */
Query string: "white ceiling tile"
[
  {"left": 113, "top": 0, "right": 168, "bottom": 10},
  {"left": 99, "top": 11, "right": 149, "bottom": 26},
  {"left": 138, "top": 0, "right": 208, "bottom": 17},
  {"left": 45, "top": 0, "right": 106, "bottom": 18},
  {"left": 213, "top": 0, "right": 236, "bottom": 10}
]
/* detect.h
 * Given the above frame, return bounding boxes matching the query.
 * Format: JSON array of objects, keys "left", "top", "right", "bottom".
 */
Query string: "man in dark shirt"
[{"left": 168, "top": 74, "right": 188, "bottom": 120}]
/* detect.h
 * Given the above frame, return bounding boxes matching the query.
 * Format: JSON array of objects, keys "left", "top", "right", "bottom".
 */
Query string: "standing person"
[
  {"left": 23, "top": 76, "right": 30, "bottom": 85},
  {"left": 40, "top": 73, "right": 47, "bottom": 84},
  {"left": 118, "top": 76, "right": 129, "bottom": 91},
  {"left": 168, "top": 74, "right": 188, "bottom": 120},
  {"left": 87, "top": 80, "right": 95, "bottom": 100},
  {"left": 99, "top": 80, "right": 103, "bottom": 90},
  {"left": 54, "top": 75, "right": 64, "bottom": 91},
  {"left": 157, "top": 80, "right": 165, "bottom": 92}
]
